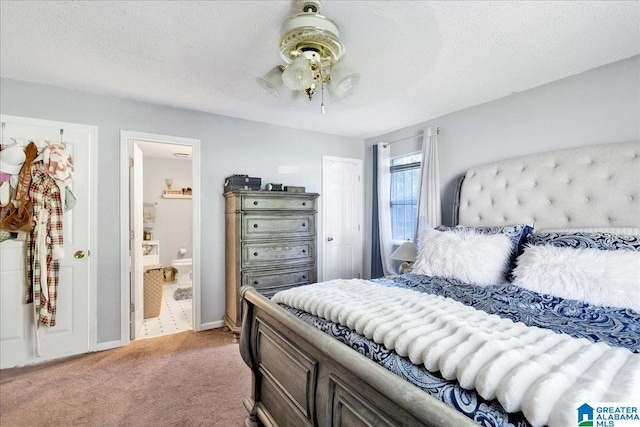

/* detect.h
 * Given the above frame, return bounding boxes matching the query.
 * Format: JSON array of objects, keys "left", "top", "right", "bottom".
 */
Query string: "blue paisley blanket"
[{"left": 274, "top": 275, "right": 640, "bottom": 427}]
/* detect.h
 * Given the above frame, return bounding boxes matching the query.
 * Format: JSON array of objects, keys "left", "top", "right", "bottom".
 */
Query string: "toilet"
[{"left": 171, "top": 258, "right": 192, "bottom": 285}]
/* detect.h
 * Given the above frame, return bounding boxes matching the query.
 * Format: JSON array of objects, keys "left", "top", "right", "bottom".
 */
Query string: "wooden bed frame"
[
  {"left": 239, "top": 286, "right": 477, "bottom": 427},
  {"left": 239, "top": 141, "right": 640, "bottom": 427}
]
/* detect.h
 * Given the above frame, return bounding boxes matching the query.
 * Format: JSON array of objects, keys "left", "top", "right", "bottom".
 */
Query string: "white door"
[
  {"left": 0, "top": 115, "right": 95, "bottom": 369},
  {"left": 129, "top": 143, "right": 144, "bottom": 339},
  {"left": 322, "top": 156, "right": 363, "bottom": 281}
]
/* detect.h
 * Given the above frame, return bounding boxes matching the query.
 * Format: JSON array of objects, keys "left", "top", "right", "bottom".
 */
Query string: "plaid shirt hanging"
[{"left": 26, "top": 161, "right": 64, "bottom": 326}]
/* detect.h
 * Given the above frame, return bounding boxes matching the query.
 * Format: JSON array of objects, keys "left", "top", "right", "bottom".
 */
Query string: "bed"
[{"left": 239, "top": 141, "right": 640, "bottom": 427}]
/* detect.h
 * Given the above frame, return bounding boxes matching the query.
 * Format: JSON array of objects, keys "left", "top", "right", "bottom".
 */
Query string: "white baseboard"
[
  {"left": 199, "top": 320, "right": 224, "bottom": 331},
  {"left": 95, "top": 339, "right": 125, "bottom": 352}
]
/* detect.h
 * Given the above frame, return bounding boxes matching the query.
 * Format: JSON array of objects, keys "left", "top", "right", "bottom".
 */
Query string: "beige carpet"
[{"left": 0, "top": 328, "right": 251, "bottom": 426}]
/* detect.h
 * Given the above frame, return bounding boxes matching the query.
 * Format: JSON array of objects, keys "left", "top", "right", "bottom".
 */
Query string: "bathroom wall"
[{"left": 143, "top": 155, "right": 193, "bottom": 266}]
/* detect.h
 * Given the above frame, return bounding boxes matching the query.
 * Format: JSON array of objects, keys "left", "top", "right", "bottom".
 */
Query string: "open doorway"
[{"left": 120, "top": 131, "right": 201, "bottom": 344}]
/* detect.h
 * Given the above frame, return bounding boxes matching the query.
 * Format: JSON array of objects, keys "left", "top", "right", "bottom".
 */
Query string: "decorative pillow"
[
  {"left": 436, "top": 224, "right": 533, "bottom": 270},
  {"left": 542, "top": 227, "right": 640, "bottom": 236},
  {"left": 512, "top": 245, "right": 640, "bottom": 311},
  {"left": 526, "top": 232, "right": 640, "bottom": 252},
  {"left": 412, "top": 228, "right": 514, "bottom": 286}
]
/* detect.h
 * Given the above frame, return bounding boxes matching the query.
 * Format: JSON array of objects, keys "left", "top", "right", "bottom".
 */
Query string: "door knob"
[
  {"left": 327, "top": 237, "right": 334, "bottom": 241},
  {"left": 74, "top": 250, "right": 86, "bottom": 259}
]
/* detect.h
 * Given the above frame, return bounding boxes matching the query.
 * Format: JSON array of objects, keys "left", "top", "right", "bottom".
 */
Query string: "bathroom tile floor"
[{"left": 140, "top": 282, "right": 192, "bottom": 339}]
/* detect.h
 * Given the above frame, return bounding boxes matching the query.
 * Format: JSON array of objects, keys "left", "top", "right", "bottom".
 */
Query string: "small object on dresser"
[
  {"left": 224, "top": 174, "right": 262, "bottom": 192},
  {"left": 265, "top": 183, "right": 283, "bottom": 191},
  {"left": 284, "top": 186, "right": 305, "bottom": 193}
]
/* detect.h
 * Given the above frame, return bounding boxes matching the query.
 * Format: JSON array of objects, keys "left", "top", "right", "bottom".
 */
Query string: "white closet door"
[
  {"left": 0, "top": 115, "right": 95, "bottom": 369},
  {"left": 322, "top": 156, "right": 363, "bottom": 281}
]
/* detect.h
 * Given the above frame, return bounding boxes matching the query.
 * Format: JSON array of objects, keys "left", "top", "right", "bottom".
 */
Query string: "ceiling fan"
[{"left": 257, "top": 0, "right": 360, "bottom": 114}]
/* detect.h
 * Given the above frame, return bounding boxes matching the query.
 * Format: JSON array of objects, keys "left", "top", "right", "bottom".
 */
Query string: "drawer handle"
[
  {"left": 302, "top": 275, "right": 307, "bottom": 279},
  {"left": 302, "top": 223, "right": 306, "bottom": 227},
  {"left": 254, "top": 280, "right": 259, "bottom": 285},
  {"left": 302, "top": 202, "right": 306, "bottom": 206},
  {"left": 253, "top": 224, "right": 258, "bottom": 228},
  {"left": 253, "top": 252, "right": 259, "bottom": 257},
  {"left": 302, "top": 249, "right": 306, "bottom": 253},
  {"left": 253, "top": 201, "right": 258, "bottom": 205}
]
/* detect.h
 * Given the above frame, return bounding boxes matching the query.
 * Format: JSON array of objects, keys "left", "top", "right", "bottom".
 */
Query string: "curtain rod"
[{"left": 382, "top": 127, "right": 441, "bottom": 146}]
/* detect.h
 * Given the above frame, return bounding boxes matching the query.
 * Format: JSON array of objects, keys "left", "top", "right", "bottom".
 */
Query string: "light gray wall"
[
  {"left": 364, "top": 55, "right": 640, "bottom": 278},
  {"left": 0, "top": 77, "right": 364, "bottom": 344},
  {"left": 143, "top": 156, "right": 193, "bottom": 266}
]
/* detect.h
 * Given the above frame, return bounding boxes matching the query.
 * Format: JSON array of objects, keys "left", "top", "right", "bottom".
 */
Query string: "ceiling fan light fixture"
[
  {"left": 282, "top": 56, "right": 314, "bottom": 90},
  {"left": 291, "top": 88, "right": 312, "bottom": 106},
  {"left": 327, "top": 63, "right": 360, "bottom": 102},
  {"left": 256, "top": 66, "right": 284, "bottom": 97},
  {"left": 258, "top": 0, "right": 357, "bottom": 113}
]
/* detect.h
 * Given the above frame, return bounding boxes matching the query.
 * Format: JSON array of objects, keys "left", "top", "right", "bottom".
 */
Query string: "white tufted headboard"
[{"left": 456, "top": 141, "right": 640, "bottom": 231}]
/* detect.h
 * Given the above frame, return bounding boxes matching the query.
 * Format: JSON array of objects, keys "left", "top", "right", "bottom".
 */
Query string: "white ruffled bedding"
[{"left": 272, "top": 279, "right": 640, "bottom": 427}]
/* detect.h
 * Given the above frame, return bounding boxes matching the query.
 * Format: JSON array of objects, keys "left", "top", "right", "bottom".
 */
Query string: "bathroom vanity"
[{"left": 223, "top": 190, "right": 319, "bottom": 336}]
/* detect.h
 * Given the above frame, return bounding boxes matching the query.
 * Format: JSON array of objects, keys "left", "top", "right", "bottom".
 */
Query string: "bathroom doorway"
[{"left": 120, "top": 131, "right": 201, "bottom": 343}]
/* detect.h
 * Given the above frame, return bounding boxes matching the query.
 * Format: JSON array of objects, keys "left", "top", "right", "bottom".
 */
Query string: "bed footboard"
[{"left": 239, "top": 286, "right": 477, "bottom": 427}]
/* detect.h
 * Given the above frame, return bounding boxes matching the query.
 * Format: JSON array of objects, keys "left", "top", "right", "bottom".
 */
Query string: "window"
[{"left": 390, "top": 153, "right": 421, "bottom": 241}]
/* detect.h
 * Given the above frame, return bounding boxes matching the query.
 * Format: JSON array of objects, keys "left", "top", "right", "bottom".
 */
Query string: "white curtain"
[
  {"left": 377, "top": 143, "right": 397, "bottom": 276},
  {"left": 414, "top": 127, "right": 441, "bottom": 244}
]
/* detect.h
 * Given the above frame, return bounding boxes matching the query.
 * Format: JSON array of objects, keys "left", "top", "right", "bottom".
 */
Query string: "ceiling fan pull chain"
[{"left": 320, "top": 62, "right": 326, "bottom": 115}]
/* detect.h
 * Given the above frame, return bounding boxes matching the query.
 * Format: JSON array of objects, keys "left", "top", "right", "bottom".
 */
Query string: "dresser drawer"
[
  {"left": 242, "top": 241, "right": 314, "bottom": 268},
  {"left": 242, "top": 267, "right": 313, "bottom": 292},
  {"left": 242, "top": 214, "right": 315, "bottom": 239},
  {"left": 241, "top": 195, "right": 316, "bottom": 211}
]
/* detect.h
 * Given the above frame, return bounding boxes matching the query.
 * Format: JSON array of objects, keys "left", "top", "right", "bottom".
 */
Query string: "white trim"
[
  {"left": 119, "top": 130, "right": 202, "bottom": 345},
  {"left": 88, "top": 123, "right": 99, "bottom": 352},
  {"left": 0, "top": 114, "right": 98, "bottom": 354},
  {"left": 191, "top": 138, "right": 202, "bottom": 331},
  {"left": 95, "top": 339, "right": 123, "bottom": 352},
  {"left": 200, "top": 320, "right": 225, "bottom": 330},
  {"left": 119, "top": 130, "right": 130, "bottom": 345},
  {"left": 391, "top": 150, "right": 421, "bottom": 162}
]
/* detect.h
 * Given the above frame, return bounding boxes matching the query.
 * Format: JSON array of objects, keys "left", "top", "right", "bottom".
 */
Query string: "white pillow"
[
  {"left": 512, "top": 245, "right": 640, "bottom": 311},
  {"left": 412, "top": 228, "right": 513, "bottom": 286}
]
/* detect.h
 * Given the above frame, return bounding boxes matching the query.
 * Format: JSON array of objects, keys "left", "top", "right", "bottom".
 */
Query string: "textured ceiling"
[{"left": 1, "top": 1, "right": 639, "bottom": 139}]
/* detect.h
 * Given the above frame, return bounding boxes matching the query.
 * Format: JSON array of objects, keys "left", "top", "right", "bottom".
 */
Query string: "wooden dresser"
[{"left": 224, "top": 190, "right": 320, "bottom": 335}]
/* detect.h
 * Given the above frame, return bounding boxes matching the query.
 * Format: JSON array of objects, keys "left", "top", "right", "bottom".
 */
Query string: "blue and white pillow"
[{"left": 525, "top": 232, "right": 640, "bottom": 252}]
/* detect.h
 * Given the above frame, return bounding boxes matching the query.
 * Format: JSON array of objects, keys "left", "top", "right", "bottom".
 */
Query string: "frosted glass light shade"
[
  {"left": 290, "top": 89, "right": 311, "bottom": 106},
  {"left": 328, "top": 63, "right": 360, "bottom": 102},
  {"left": 282, "top": 56, "right": 313, "bottom": 90},
  {"left": 257, "top": 66, "right": 283, "bottom": 97}
]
